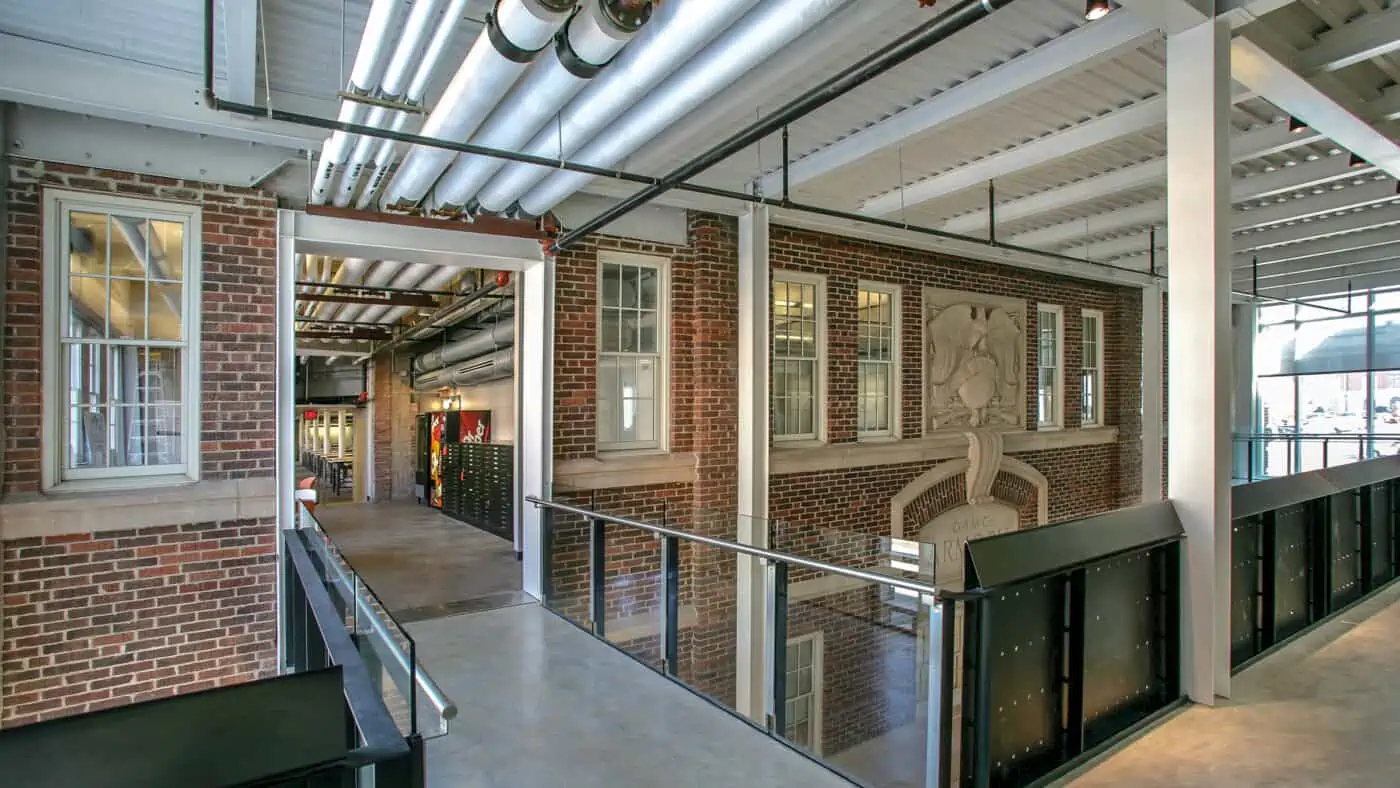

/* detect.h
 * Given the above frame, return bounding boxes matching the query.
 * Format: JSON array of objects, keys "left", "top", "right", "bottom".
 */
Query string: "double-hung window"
[
  {"left": 857, "top": 284, "right": 899, "bottom": 438},
  {"left": 1037, "top": 304, "right": 1064, "bottom": 429},
  {"left": 597, "top": 253, "right": 667, "bottom": 452},
  {"left": 43, "top": 189, "right": 201, "bottom": 490},
  {"left": 1081, "top": 309, "right": 1104, "bottom": 426},
  {"left": 773, "top": 273, "right": 825, "bottom": 442}
]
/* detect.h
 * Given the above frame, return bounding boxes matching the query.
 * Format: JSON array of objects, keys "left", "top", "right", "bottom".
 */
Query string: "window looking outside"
[
  {"left": 1037, "top": 305, "right": 1063, "bottom": 428},
  {"left": 46, "top": 191, "right": 199, "bottom": 489},
  {"left": 598, "top": 256, "right": 666, "bottom": 451},
  {"left": 857, "top": 285, "right": 898, "bottom": 437},
  {"left": 1081, "top": 309, "right": 1104, "bottom": 426},
  {"left": 773, "top": 274, "right": 823, "bottom": 441}
]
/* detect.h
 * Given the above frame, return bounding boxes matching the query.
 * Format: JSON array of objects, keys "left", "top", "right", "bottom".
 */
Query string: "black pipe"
[
  {"left": 987, "top": 179, "right": 996, "bottom": 244},
  {"left": 781, "top": 125, "right": 790, "bottom": 203},
  {"left": 199, "top": 0, "right": 1159, "bottom": 282},
  {"left": 552, "top": 0, "right": 1017, "bottom": 250}
]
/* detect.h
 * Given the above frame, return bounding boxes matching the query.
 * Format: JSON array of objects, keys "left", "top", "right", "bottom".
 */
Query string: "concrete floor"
[
  {"left": 1065, "top": 583, "right": 1400, "bottom": 787},
  {"left": 314, "top": 501, "right": 529, "bottom": 621},
  {"left": 409, "top": 604, "right": 856, "bottom": 788}
]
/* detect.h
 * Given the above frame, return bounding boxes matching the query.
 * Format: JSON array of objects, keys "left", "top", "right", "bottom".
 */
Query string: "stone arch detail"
[{"left": 889, "top": 432, "right": 1049, "bottom": 541}]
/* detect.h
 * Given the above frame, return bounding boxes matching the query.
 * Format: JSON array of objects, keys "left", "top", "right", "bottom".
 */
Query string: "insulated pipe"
[
  {"left": 414, "top": 320, "right": 517, "bottom": 375},
  {"left": 309, "top": 257, "right": 374, "bottom": 321},
  {"left": 429, "top": 0, "right": 654, "bottom": 212},
  {"left": 370, "top": 265, "right": 466, "bottom": 326},
  {"left": 331, "top": 0, "right": 449, "bottom": 207},
  {"left": 353, "top": 0, "right": 471, "bottom": 209},
  {"left": 383, "top": 0, "right": 579, "bottom": 208},
  {"left": 515, "top": 0, "right": 855, "bottom": 217},
  {"left": 472, "top": 0, "right": 761, "bottom": 214},
  {"left": 310, "top": 0, "right": 408, "bottom": 205},
  {"left": 412, "top": 347, "right": 515, "bottom": 391},
  {"left": 356, "top": 263, "right": 448, "bottom": 326}
]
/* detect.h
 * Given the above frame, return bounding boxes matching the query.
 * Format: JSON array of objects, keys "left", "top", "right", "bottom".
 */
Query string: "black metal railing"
[
  {"left": 1233, "top": 432, "right": 1400, "bottom": 483},
  {"left": 1229, "top": 455, "right": 1400, "bottom": 671},
  {"left": 528, "top": 494, "right": 1184, "bottom": 788}
]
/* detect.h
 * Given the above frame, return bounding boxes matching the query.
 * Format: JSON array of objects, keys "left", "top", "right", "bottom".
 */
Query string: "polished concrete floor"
[
  {"left": 314, "top": 501, "right": 529, "bottom": 621},
  {"left": 409, "top": 604, "right": 856, "bottom": 788},
  {"left": 1066, "top": 583, "right": 1400, "bottom": 787}
]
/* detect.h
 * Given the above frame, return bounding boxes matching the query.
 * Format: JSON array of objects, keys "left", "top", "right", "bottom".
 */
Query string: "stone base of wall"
[{"left": 0, "top": 517, "right": 278, "bottom": 728}]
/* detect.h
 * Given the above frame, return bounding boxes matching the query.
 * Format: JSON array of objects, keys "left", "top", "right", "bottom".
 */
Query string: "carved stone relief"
[{"left": 923, "top": 287, "right": 1026, "bottom": 432}]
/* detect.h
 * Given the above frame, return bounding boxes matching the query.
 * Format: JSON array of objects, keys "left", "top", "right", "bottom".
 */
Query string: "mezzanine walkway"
[
  {"left": 1064, "top": 583, "right": 1400, "bottom": 787},
  {"left": 408, "top": 603, "right": 854, "bottom": 788}
]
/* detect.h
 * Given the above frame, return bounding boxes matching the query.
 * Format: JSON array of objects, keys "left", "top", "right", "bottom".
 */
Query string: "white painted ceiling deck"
[{"left": 4, "top": 0, "right": 1400, "bottom": 304}]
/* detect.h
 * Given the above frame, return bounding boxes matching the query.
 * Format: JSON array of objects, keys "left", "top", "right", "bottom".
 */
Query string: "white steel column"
[
  {"left": 1167, "top": 16, "right": 1234, "bottom": 704},
  {"left": 518, "top": 253, "right": 555, "bottom": 599},
  {"left": 736, "top": 206, "right": 771, "bottom": 722},
  {"left": 320, "top": 412, "right": 330, "bottom": 456},
  {"left": 1142, "top": 281, "right": 1164, "bottom": 502},
  {"left": 275, "top": 210, "right": 297, "bottom": 672}
]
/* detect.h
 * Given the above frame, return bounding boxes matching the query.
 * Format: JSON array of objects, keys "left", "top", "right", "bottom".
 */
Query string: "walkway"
[
  {"left": 409, "top": 603, "right": 854, "bottom": 788},
  {"left": 1066, "top": 583, "right": 1400, "bottom": 787},
  {"left": 315, "top": 501, "right": 529, "bottom": 621}
]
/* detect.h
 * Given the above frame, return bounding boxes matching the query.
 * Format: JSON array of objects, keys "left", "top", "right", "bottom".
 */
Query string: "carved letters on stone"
[{"left": 923, "top": 287, "right": 1026, "bottom": 432}]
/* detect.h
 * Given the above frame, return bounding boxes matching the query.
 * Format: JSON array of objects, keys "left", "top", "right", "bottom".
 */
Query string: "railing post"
[
  {"left": 970, "top": 597, "right": 993, "bottom": 788},
  {"left": 1324, "top": 438, "right": 1331, "bottom": 469},
  {"left": 660, "top": 534, "right": 680, "bottom": 676},
  {"left": 923, "top": 597, "right": 955, "bottom": 788},
  {"left": 1248, "top": 438, "right": 1255, "bottom": 483},
  {"left": 765, "top": 560, "right": 789, "bottom": 737},
  {"left": 1361, "top": 486, "right": 1375, "bottom": 594},
  {"left": 540, "top": 507, "right": 555, "bottom": 603},
  {"left": 589, "top": 518, "right": 607, "bottom": 638}
]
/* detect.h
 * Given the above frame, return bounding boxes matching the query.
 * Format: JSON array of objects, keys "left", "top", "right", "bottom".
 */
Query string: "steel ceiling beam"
[
  {"left": 752, "top": 9, "right": 1157, "bottom": 197},
  {"left": 1239, "top": 224, "right": 1400, "bottom": 266},
  {"left": 299, "top": 292, "right": 441, "bottom": 308},
  {"left": 1235, "top": 256, "right": 1400, "bottom": 289},
  {"left": 1292, "top": 5, "right": 1400, "bottom": 75},
  {"left": 1254, "top": 269, "right": 1400, "bottom": 299},
  {"left": 1236, "top": 203, "right": 1400, "bottom": 251},
  {"left": 941, "top": 120, "right": 1324, "bottom": 235}
]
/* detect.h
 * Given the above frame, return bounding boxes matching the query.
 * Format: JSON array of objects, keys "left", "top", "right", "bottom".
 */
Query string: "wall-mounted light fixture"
[{"left": 1085, "top": 0, "right": 1112, "bottom": 20}]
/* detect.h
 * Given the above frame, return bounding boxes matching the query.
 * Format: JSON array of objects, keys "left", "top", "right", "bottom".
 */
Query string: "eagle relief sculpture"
[{"left": 925, "top": 296, "right": 1024, "bottom": 430}]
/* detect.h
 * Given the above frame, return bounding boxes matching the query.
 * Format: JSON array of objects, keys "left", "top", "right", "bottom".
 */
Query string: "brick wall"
[
  {"left": 371, "top": 352, "right": 419, "bottom": 502},
  {"left": 1, "top": 160, "right": 279, "bottom": 727}
]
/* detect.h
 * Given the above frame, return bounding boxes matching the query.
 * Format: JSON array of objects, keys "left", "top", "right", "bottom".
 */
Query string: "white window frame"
[
  {"left": 1037, "top": 304, "right": 1064, "bottom": 430},
  {"left": 595, "top": 251, "right": 670, "bottom": 454},
  {"left": 1081, "top": 308, "right": 1105, "bottom": 427},
  {"left": 771, "top": 270, "right": 827, "bottom": 444},
  {"left": 856, "top": 282, "right": 901, "bottom": 441},
  {"left": 41, "top": 188, "right": 202, "bottom": 493},
  {"left": 784, "top": 631, "right": 824, "bottom": 755}
]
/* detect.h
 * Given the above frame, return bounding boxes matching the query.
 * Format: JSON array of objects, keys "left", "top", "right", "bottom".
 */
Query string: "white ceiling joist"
[
  {"left": 1238, "top": 224, "right": 1400, "bottom": 266},
  {"left": 1231, "top": 37, "right": 1400, "bottom": 179},
  {"left": 0, "top": 33, "right": 324, "bottom": 151},
  {"left": 1235, "top": 177, "right": 1400, "bottom": 229},
  {"left": 1016, "top": 154, "right": 1376, "bottom": 251},
  {"left": 1255, "top": 269, "right": 1400, "bottom": 299},
  {"left": 942, "top": 120, "right": 1323, "bottom": 235},
  {"left": 219, "top": 0, "right": 259, "bottom": 106},
  {"left": 859, "top": 97, "right": 1168, "bottom": 216},
  {"left": 1237, "top": 256, "right": 1400, "bottom": 290},
  {"left": 754, "top": 10, "right": 1157, "bottom": 196},
  {"left": 1292, "top": 5, "right": 1400, "bottom": 75},
  {"left": 1236, "top": 203, "right": 1400, "bottom": 251}
]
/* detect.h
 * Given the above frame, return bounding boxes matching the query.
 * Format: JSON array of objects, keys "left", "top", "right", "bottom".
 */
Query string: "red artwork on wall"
[
  {"left": 429, "top": 412, "right": 445, "bottom": 509},
  {"left": 458, "top": 410, "right": 492, "bottom": 444}
]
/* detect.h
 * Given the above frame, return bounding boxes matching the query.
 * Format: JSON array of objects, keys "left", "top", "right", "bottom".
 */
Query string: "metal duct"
[
  {"left": 430, "top": 0, "right": 654, "bottom": 212},
  {"left": 383, "top": 0, "right": 579, "bottom": 208},
  {"left": 471, "top": 0, "right": 761, "bottom": 214},
  {"left": 517, "top": 0, "right": 855, "bottom": 217},
  {"left": 331, "top": 0, "right": 450, "bottom": 207},
  {"left": 354, "top": 0, "right": 472, "bottom": 209},
  {"left": 309, "top": 0, "right": 408, "bottom": 204},
  {"left": 412, "top": 347, "right": 515, "bottom": 391},
  {"left": 414, "top": 319, "right": 515, "bottom": 375}
]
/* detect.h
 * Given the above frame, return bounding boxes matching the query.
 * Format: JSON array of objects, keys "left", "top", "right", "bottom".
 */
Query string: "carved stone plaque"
[
  {"left": 923, "top": 287, "right": 1026, "bottom": 432},
  {"left": 919, "top": 502, "right": 1019, "bottom": 588}
]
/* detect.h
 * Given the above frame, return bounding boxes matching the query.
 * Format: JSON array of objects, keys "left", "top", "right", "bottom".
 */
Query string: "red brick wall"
[
  {"left": 1, "top": 160, "right": 279, "bottom": 727},
  {"left": 0, "top": 519, "right": 277, "bottom": 727},
  {"left": 371, "top": 352, "right": 419, "bottom": 502},
  {"left": 3, "top": 159, "right": 278, "bottom": 494}
]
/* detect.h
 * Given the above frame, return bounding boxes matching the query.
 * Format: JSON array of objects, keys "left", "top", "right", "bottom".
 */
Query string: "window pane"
[
  {"left": 67, "top": 212, "right": 108, "bottom": 277},
  {"left": 109, "top": 216, "right": 157, "bottom": 279},
  {"left": 148, "top": 219, "right": 185, "bottom": 282},
  {"left": 108, "top": 278, "right": 147, "bottom": 340},
  {"left": 638, "top": 266, "right": 658, "bottom": 310},
  {"left": 1374, "top": 313, "right": 1400, "bottom": 369},
  {"left": 69, "top": 405, "right": 109, "bottom": 469},
  {"left": 638, "top": 311, "right": 658, "bottom": 355},
  {"left": 600, "top": 309, "right": 620, "bottom": 353},
  {"left": 1292, "top": 316, "right": 1367, "bottom": 374},
  {"left": 68, "top": 276, "right": 107, "bottom": 338},
  {"left": 601, "top": 263, "right": 621, "bottom": 308},
  {"left": 148, "top": 282, "right": 183, "bottom": 341}
]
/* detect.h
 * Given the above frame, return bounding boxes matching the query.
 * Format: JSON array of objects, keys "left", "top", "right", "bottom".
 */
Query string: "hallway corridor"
[
  {"left": 1066, "top": 583, "right": 1400, "bottom": 787},
  {"left": 409, "top": 604, "right": 853, "bottom": 788}
]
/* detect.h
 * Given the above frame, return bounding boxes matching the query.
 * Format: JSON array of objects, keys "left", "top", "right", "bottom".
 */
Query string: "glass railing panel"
[
  {"left": 540, "top": 486, "right": 595, "bottom": 631},
  {"left": 673, "top": 513, "right": 745, "bottom": 715}
]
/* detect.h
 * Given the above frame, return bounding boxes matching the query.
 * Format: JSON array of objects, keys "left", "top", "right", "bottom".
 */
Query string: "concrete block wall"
[{"left": 0, "top": 160, "right": 278, "bottom": 727}]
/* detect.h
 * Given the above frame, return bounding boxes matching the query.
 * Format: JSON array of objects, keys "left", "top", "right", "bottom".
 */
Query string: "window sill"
[
  {"left": 772, "top": 426, "right": 1120, "bottom": 475},
  {"left": 42, "top": 473, "right": 199, "bottom": 498},
  {"left": 1, "top": 477, "right": 277, "bottom": 539},
  {"left": 773, "top": 438, "right": 825, "bottom": 449},
  {"left": 856, "top": 434, "right": 901, "bottom": 444},
  {"left": 555, "top": 451, "right": 697, "bottom": 490}
]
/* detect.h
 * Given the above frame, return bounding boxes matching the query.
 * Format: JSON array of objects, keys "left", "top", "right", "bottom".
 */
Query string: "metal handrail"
[
  {"left": 527, "top": 496, "right": 946, "bottom": 598},
  {"left": 296, "top": 504, "right": 458, "bottom": 727}
]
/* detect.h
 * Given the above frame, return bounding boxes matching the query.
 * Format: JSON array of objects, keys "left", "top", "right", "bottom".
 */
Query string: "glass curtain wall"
[{"left": 1253, "top": 290, "right": 1400, "bottom": 477}]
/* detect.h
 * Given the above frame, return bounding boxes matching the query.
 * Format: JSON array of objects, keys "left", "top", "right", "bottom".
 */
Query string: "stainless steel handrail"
[
  {"left": 527, "top": 496, "right": 945, "bottom": 598},
  {"left": 296, "top": 504, "right": 458, "bottom": 729}
]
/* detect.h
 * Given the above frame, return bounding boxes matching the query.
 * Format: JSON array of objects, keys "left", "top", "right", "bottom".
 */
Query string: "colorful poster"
[
  {"left": 458, "top": 410, "right": 492, "bottom": 444},
  {"left": 429, "top": 412, "right": 445, "bottom": 508}
]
